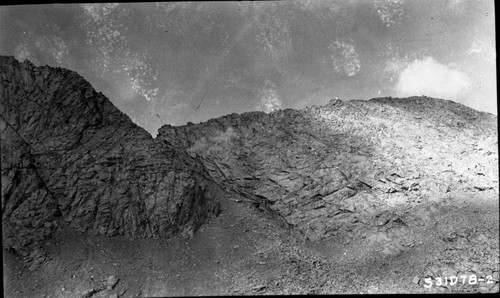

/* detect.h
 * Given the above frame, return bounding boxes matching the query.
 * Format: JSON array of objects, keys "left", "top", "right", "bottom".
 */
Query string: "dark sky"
[{"left": 0, "top": 1, "right": 496, "bottom": 136}]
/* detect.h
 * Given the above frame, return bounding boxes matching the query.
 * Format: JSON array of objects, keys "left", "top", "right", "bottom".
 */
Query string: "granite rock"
[
  {"left": 1, "top": 55, "right": 497, "bottom": 259},
  {"left": 157, "top": 97, "right": 498, "bottom": 241},
  {"left": 1, "top": 56, "right": 222, "bottom": 261}
]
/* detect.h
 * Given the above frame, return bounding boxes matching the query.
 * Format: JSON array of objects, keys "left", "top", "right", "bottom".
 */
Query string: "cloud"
[{"left": 394, "top": 57, "right": 471, "bottom": 100}]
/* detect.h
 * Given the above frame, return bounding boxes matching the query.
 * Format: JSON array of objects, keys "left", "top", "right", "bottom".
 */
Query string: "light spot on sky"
[
  {"left": 374, "top": 0, "right": 405, "bottom": 27},
  {"left": 466, "top": 39, "right": 496, "bottom": 62},
  {"left": 14, "top": 43, "right": 36, "bottom": 64},
  {"left": 395, "top": 57, "right": 472, "bottom": 100},
  {"left": 34, "top": 34, "right": 68, "bottom": 64},
  {"left": 12, "top": 22, "right": 68, "bottom": 65},
  {"left": 81, "top": 3, "right": 126, "bottom": 76},
  {"left": 255, "top": 4, "right": 293, "bottom": 68},
  {"left": 329, "top": 40, "right": 361, "bottom": 77},
  {"left": 258, "top": 81, "right": 283, "bottom": 113},
  {"left": 446, "top": 0, "right": 468, "bottom": 15},
  {"left": 383, "top": 54, "right": 411, "bottom": 82},
  {"left": 122, "top": 53, "right": 159, "bottom": 102},
  {"left": 384, "top": 57, "right": 407, "bottom": 75},
  {"left": 81, "top": 3, "right": 120, "bottom": 22}
]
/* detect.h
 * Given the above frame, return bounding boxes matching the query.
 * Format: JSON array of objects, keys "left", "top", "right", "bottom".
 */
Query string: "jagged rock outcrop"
[
  {"left": 158, "top": 97, "right": 498, "bottom": 241},
  {"left": 1, "top": 56, "right": 222, "bottom": 260},
  {"left": 1, "top": 55, "right": 498, "bottom": 265}
]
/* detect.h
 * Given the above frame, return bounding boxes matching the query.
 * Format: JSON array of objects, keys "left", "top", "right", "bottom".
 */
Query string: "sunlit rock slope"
[{"left": 158, "top": 95, "right": 498, "bottom": 242}]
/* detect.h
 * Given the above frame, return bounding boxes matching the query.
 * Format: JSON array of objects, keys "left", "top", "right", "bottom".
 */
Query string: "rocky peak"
[{"left": 1, "top": 56, "right": 222, "bottom": 263}]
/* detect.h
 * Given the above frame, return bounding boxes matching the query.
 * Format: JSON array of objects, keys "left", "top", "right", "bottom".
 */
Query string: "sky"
[{"left": 0, "top": 0, "right": 496, "bottom": 136}]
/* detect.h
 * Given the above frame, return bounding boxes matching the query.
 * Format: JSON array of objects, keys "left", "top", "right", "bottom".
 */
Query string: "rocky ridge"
[
  {"left": 1, "top": 56, "right": 222, "bottom": 264},
  {"left": 1, "top": 55, "right": 498, "bottom": 275},
  {"left": 158, "top": 95, "right": 498, "bottom": 246}
]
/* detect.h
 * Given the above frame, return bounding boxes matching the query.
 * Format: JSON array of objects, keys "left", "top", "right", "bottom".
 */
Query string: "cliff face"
[
  {"left": 1, "top": 56, "right": 498, "bottom": 264},
  {"left": 1, "top": 56, "right": 222, "bottom": 259},
  {"left": 158, "top": 97, "right": 498, "bottom": 241}
]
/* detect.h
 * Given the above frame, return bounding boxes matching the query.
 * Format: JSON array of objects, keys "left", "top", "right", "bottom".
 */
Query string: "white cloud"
[{"left": 394, "top": 57, "right": 471, "bottom": 100}]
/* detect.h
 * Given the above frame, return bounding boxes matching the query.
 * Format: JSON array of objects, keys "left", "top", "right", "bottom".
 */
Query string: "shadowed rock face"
[{"left": 1, "top": 56, "right": 222, "bottom": 257}]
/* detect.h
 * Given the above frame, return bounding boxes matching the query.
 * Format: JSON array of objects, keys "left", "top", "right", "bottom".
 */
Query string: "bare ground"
[{"left": 3, "top": 189, "right": 499, "bottom": 297}]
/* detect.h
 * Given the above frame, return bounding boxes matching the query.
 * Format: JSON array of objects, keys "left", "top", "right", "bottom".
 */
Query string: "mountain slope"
[
  {"left": 1, "top": 57, "right": 498, "bottom": 295},
  {"left": 1, "top": 56, "right": 222, "bottom": 262},
  {"left": 157, "top": 96, "right": 498, "bottom": 243}
]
